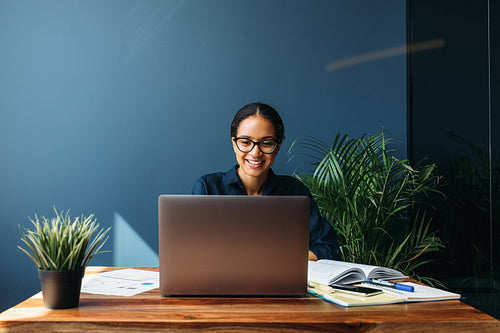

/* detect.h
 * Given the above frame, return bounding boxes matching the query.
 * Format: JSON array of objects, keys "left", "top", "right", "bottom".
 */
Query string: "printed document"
[{"left": 81, "top": 268, "right": 159, "bottom": 297}]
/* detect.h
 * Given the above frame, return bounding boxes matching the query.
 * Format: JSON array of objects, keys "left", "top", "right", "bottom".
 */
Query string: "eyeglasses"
[{"left": 233, "top": 137, "right": 279, "bottom": 154}]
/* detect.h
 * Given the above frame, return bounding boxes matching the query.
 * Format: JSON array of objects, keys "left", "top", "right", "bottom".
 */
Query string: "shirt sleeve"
[
  {"left": 191, "top": 176, "right": 208, "bottom": 194},
  {"left": 277, "top": 176, "right": 340, "bottom": 260},
  {"left": 308, "top": 196, "right": 341, "bottom": 260}
]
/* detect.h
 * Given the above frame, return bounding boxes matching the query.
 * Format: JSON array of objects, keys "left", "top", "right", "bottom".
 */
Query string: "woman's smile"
[{"left": 246, "top": 159, "right": 264, "bottom": 167}]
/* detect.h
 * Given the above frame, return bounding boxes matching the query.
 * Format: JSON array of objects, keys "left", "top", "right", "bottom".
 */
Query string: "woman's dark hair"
[{"left": 230, "top": 102, "right": 285, "bottom": 143}]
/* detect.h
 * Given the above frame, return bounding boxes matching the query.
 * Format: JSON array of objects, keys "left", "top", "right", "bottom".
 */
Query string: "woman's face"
[{"left": 232, "top": 115, "right": 280, "bottom": 180}]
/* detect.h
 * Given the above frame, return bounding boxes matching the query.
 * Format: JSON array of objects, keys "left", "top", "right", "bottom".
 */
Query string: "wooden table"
[{"left": 1, "top": 267, "right": 499, "bottom": 332}]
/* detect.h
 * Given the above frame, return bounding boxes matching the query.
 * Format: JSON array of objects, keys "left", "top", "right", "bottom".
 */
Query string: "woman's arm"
[
  {"left": 308, "top": 250, "right": 318, "bottom": 261},
  {"left": 308, "top": 197, "right": 341, "bottom": 260}
]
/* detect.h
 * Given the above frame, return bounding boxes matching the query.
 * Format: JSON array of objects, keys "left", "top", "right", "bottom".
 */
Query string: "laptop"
[{"left": 158, "top": 195, "right": 310, "bottom": 296}]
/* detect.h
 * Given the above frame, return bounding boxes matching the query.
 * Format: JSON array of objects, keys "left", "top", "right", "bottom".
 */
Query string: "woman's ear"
[{"left": 231, "top": 137, "right": 238, "bottom": 153}]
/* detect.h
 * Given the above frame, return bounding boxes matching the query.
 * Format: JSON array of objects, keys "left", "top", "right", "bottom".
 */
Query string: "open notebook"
[{"left": 307, "top": 260, "right": 461, "bottom": 307}]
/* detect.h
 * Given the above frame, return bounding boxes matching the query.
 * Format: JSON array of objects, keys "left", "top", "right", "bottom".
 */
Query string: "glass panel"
[{"left": 408, "top": 0, "right": 499, "bottom": 319}]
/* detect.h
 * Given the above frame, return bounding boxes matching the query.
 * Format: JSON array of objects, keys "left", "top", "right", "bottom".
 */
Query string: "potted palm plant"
[
  {"left": 18, "top": 207, "right": 110, "bottom": 309},
  {"left": 289, "top": 132, "right": 444, "bottom": 285}
]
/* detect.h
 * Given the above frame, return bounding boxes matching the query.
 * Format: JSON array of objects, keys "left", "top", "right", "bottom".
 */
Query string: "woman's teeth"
[{"left": 247, "top": 160, "right": 263, "bottom": 165}]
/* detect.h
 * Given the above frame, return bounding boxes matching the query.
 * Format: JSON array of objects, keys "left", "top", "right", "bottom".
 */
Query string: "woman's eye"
[
  {"left": 261, "top": 141, "right": 274, "bottom": 147},
  {"left": 239, "top": 140, "right": 252, "bottom": 146}
]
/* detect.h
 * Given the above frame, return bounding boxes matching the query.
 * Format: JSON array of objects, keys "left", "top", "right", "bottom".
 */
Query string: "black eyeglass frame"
[{"left": 233, "top": 137, "right": 279, "bottom": 154}]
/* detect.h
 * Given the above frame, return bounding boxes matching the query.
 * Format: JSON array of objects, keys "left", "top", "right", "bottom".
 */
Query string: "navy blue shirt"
[{"left": 191, "top": 165, "right": 340, "bottom": 260}]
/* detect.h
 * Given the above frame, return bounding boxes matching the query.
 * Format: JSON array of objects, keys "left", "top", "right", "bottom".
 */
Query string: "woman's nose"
[{"left": 248, "top": 143, "right": 263, "bottom": 155}]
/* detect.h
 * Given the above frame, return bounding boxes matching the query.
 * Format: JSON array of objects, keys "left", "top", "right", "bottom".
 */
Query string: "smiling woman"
[
  {"left": 191, "top": 102, "right": 340, "bottom": 261},
  {"left": 231, "top": 113, "right": 280, "bottom": 195}
]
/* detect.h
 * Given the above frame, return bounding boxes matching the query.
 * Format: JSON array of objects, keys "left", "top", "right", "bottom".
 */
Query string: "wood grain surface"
[{"left": 1, "top": 267, "right": 499, "bottom": 332}]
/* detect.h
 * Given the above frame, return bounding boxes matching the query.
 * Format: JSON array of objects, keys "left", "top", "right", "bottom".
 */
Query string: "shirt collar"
[
  {"left": 224, "top": 165, "right": 241, "bottom": 187},
  {"left": 224, "top": 165, "right": 278, "bottom": 195}
]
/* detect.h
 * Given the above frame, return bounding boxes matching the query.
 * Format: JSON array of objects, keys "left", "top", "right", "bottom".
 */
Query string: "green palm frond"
[{"left": 290, "top": 131, "right": 444, "bottom": 284}]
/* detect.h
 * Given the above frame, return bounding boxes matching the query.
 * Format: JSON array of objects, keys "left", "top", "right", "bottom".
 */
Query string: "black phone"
[{"left": 330, "top": 284, "right": 382, "bottom": 296}]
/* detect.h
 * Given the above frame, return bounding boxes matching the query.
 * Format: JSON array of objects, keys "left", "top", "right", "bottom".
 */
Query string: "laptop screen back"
[{"left": 158, "top": 195, "right": 310, "bottom": 296}]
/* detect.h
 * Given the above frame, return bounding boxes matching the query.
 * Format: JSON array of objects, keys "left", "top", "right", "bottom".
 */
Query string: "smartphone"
[{"left": 330, "top": 284, "right": 382, "bottom": 296}]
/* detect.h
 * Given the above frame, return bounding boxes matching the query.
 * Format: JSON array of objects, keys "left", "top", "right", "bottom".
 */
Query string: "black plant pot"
[{"left": 38, "top": 268, "right": 85, "bottom": 309}]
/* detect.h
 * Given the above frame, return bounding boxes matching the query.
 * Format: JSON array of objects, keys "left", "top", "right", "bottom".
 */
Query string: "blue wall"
[{"left": 0, "top": 0, "right": 406, "bottom": 311}]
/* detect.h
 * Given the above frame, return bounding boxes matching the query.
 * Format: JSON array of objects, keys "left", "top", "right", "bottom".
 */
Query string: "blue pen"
[{"left": 366, "top": 278, "right": 415, "bottom": 292}]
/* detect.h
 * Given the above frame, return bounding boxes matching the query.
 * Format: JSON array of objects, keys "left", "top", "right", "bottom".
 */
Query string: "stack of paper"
[
  {"left": 308, "top": 280, "right": 461, "bottom": 307},
  {"left": 308, "top": 282, "right": 405, "bottom": 307}
]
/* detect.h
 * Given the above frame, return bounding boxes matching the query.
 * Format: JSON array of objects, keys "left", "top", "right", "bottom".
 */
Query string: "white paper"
[
  {"left": 359, "top": 281, "right": 461, "bottom": 302},
  {"left": 81, "top": 268, "right": 159, "bottom": 297}
]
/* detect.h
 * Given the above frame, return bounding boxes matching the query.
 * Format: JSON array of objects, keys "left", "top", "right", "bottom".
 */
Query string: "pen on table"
[{"left": 366, "top": 278, "right": 415, "bottom": 292}]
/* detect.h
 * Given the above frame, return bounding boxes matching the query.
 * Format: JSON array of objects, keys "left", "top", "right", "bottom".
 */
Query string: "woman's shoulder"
[
  {"left": 192, "top": 172, "right": 222, "bottom": 195},
  {"left": 194, "top": 171, "right": 225, "bottom": 187},
  {"left": 192, "top": 166, "right": 240, "bottom": 195},
  {"left": 196, "top": 166, "right": 237, "bottom": 183},
  {"left": 272, "top": 173, "right": 311, "bottom": 195},
  {"left": 196, "top": 171, "right": 224, "bottom": 181},
  {"left": 274, "top": 173, "right": 301, "bottom": 184}
]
